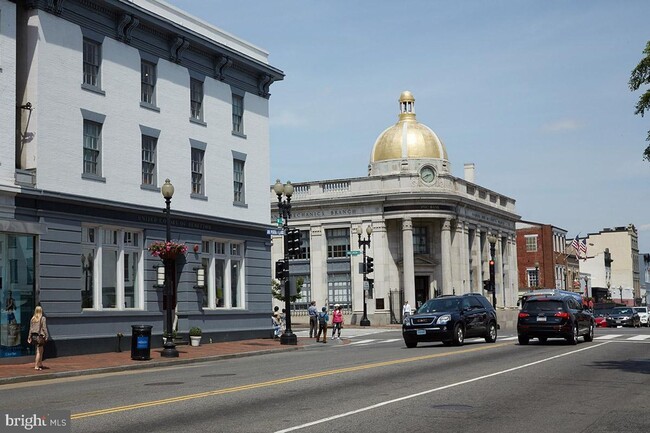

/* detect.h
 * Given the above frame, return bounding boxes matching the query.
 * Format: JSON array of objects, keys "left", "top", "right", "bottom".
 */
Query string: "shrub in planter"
[{"left": 189, "top": 327, "right": 202, "bottom": 336}]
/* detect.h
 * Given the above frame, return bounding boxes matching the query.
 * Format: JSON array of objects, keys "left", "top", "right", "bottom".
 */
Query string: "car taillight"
[
  {"left": 554, "top": 312, "right": 570, "bottom": 318},
  {"left": 518, "top": 312, "right": 529, "bottom": 318}
]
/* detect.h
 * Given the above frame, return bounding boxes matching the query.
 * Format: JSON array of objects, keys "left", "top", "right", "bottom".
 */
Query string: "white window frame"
[
  {"left": 81, "top": 225, "right": 144, "bottom": 311},
  {"left": 525, "top": 235, "right": 538, "bottom": 252},
  {"left": 201, "top": 239, "right": 245, "bottom": 310}
]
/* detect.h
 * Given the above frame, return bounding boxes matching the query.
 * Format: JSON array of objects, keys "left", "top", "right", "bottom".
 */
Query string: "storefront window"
[{"left": 1, "top": 235, "right": 36, "bottom": 358}]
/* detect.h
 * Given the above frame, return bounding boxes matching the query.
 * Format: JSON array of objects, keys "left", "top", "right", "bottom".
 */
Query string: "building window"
[
  {"left": 191, "top": 147, "right": 204, "bottom": 195},
  {"left": 83, "top": 38, "right": 101, "bottom": 88},
  {"left": 82, "top": 226, "right": 142, "bottom": 310},
  {"left": 141, "top": 135, "right": 157, "bottom": 186},
  {"left": 413, "top": 226, "right": 428, "bottom": 254},
  {"left": 190, "top": 78, "right": 203, "bottom": 121},
  {"left": 298, "top": 230, "right": 310, "bottom": 260},
  {"left": 527, "top": 268, "right": 539, "bottom": 288},
  {"left": 141, "top": 60, "right": 156, "bottom": 105},
  {"left": 83, "top": 120, "right": 102, "bottom": 176},
  {"left": 232, "top": 94, "right": 244, "bottom": 134},
  {"left": 201, "top": 240, "right": 245, "bottom": 309},
  {"left": 328, "top": 273, "right": 351, "bottom": 311},
  {"left": 525, "top": 235, "right": 538, "bottom": 252},
  {"left": 326, "top": 228, "right": 350, "bottom": 258},
  {"left": 233, "top": 158, "right": 245, "bottom": 204}
]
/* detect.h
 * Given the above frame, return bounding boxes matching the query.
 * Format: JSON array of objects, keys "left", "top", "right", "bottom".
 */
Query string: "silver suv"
[{"left": 633, "top": 306, "right": 649, "bottom": 327}]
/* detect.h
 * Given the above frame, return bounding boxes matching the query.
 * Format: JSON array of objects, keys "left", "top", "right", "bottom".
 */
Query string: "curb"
[{"left": 0, "top": 345, "right": 303, "bottom": 386}]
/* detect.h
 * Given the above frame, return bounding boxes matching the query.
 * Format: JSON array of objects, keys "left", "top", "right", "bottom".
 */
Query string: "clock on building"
[{"left": 419, "top": 166, "right": 436, "bottom": 184}]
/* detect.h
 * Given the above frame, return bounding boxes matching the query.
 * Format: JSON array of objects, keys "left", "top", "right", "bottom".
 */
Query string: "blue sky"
[{"left": 170, "top": 0, "right": 650, "bottom": 253}]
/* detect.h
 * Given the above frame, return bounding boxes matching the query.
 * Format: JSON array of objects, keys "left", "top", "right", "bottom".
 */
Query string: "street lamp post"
[
  {"left": 161, "top": 179, "right": 179, "bottom": 358},
  {"left": 273, "top": 179, "right": 297, "bottom": 346},
  {"left": 534, "top": 261, "right": 540, "bottom": 289},
  {"left": 358, "top": 225, "right": 372, "bottom": 326},
  {"left": 488, "top": 234, "right": 497, "bottom": 308}
]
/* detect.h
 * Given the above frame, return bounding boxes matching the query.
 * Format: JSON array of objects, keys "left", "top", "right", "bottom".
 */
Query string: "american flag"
[
  {"left": 579, "top": 239, "right": 587, "bottom": 256},
  {"left": 571, "top": 235, "right": 580, "bottom": 253}
]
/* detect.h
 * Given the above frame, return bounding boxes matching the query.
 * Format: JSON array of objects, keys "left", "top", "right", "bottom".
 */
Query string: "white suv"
[{"left": 633, "top": 306, "right": 649, "bottom": 327}]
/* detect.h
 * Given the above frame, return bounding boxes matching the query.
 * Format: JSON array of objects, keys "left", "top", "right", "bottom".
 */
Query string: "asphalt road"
[{"left": 3, "top": 326, "right": 649, "bottom": 433}]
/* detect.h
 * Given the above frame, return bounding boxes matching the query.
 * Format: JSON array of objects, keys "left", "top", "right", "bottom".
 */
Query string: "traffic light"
[
  {"left": 275, "top": 260, "right": 289, "bottom": 280},
  {"left": 286, "top": 229, "right": 302, "bottom": 258},
  {"left": 483, "top": 280, "right": 492, "bottom": 293},
  {"left": 365, "top": 256, "right": 374, "bottom": 274}
]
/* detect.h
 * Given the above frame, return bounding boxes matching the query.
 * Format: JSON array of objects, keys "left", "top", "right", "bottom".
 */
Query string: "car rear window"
[
  {"left": 523, "top": 300, "right": 564, "bottom": 313},
  {"left": 418, "top": 298, "right": 460, "bottom": 313},
  {"left": 611, "top": 307, "right": 634, "bottom": 314}
]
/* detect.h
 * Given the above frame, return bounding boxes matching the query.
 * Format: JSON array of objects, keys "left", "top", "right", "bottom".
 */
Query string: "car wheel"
[
  {"left": 538, "top": 337, "right": 547, "bottom": 343},
  {"left": 567, "top": 323, "right": 579, "bottom": 345},
  {"left": 404, "top": 338, "right": 417, "bottom": 348},
  {"left": 453, "top": 324, "right": 465, "bottom": 346},
  {"left": 518, "top": 335, "right": 529, "bottom": 345},
  {"left": 584, "top": 322, "right": 594, "bottom": 342},
  {"left": 485, "top": 322, "right": 497, "bottom": 343}
]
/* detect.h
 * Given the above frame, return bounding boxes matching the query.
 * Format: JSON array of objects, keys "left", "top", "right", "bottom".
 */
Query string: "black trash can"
[{"left": 131, "top": 325, "right": 153, "bottom": 360}]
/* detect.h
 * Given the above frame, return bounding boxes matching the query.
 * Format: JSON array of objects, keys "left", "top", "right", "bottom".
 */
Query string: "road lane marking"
[
  {"left": 274, "top": 342, "right": 611, "bottom": 433},
  {"left": 626, "top": 335, "right": 650, "bottom": 341},
  {"left": 70, "top": 342, "right": 511, "bottom": 420},
  {"left": 594, "top": 335, "right": 623, "bottom": 340},
  {"left": 349, "top": 339, "right": 376, "bottom": 345}
]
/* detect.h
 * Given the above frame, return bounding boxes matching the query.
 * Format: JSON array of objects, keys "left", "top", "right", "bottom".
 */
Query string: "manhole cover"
[
  {"left": 431, "top": 404, "right": 473, "bottom": 412},
  {"left": 200, "top": 373, "right": 237, "bottom": 378},
  {"left": 144, "top": 381, "right": 185, "bottom": 386}
]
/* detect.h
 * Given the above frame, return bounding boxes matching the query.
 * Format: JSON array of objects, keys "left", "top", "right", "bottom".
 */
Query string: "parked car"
[
  {"left": 517, "top": 295, "right": 594, "bottom": 345},
  {"left": 402, "top": 294, "right": 498, "bottom": 348},
  {"left": 633, "top": 306, "right": 649, "bottom": 327},
  {"left": 606, "top": 307, "right": 641, "bottom": 327}
]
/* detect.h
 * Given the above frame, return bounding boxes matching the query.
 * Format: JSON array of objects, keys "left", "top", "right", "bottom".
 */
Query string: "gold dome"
[{"left": 370, "top": 91, "right": 448, "bottom": 163}]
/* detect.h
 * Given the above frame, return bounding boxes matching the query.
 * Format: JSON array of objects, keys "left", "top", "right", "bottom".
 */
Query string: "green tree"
[
  {"left": 629, "top": 41, "right": 650, "bottom": 161},
  {"left": 271, "top": 277, "right": 304, "bottom": 303}
]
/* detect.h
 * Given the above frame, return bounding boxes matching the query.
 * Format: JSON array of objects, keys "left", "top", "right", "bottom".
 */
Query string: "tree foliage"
[
  {"left": 629, "top": 41, "right": 650, "bottom": 161},
  {"left": 271, "top": 277, "right": 304, "bottom": 303}
]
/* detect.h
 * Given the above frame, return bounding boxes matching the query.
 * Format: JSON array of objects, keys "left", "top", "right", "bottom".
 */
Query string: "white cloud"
[{"left": 541, "top": 119, "right": 584, "bottom": 133}]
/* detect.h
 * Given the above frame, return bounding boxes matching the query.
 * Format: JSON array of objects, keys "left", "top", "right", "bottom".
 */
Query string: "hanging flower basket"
[{"left": 148, "top": 241, "right": 188, "bottom": 260}]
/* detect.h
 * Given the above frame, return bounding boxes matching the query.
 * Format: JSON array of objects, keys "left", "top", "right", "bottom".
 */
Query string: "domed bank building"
[{"left": 270, "top": 92, "right": 520, "bottom": 324}]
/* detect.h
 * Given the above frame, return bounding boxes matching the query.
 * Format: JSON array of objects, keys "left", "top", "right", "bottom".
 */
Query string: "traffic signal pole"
[{"left": 358, "top": 227, "right": 372, "bottom": 326}]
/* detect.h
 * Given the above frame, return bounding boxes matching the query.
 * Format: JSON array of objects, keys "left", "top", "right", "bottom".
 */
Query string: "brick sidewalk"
[{"left": 0, "top": 338, "right": 303, "bottom": 385}]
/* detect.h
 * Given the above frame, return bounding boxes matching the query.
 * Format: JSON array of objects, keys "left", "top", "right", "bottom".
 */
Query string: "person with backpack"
[{"left": 316, "top": 306, "right": 329, "bottom": 343}]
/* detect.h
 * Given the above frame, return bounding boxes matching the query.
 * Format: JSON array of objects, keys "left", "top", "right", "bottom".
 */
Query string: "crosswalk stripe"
[
  {"left": 594, "top": 335, "right": 623, "bottom": 340},
  {"left": 626, "top": 335, "right": 650, "bottom": 341},
  {"left": 349, "top": 339, "right": 375, "bottom": 345}
]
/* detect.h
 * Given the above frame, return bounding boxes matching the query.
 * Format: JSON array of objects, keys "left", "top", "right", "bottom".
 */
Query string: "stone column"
[
  {"left": 441, "top": 218, "right": 452, "bottom": 295},
  {"left": 462, "top": 222, "right": 471, "bottom": 294},
  {"left": 402, "top": 217, "right": 415, "bottom": 307},
  {"left": 451, "top": 221, "right": 463, "bottom": 294},
  {"left": 495, "top": 234, "right": 504, "bottom": 307},
  {"left": 309, "top": 225, "right": 327, "bottom": 307},
  {"left": 474, "top": 228, "right": 484, "bottom": 293}
]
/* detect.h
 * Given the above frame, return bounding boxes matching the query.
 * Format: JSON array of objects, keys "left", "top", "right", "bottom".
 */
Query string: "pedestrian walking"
[
  {"left": 308, "top": 301, "right": 318, "bottom": 338},
  {"left": 316, "top": 307, "right": 329, "bottom": 343},
  {"left": 27, "top": 306, "right": 48, "bottom": 370},
  {"left": 403, "top": 300, "right": 412, "bottom": 320},
  {"left": 331, "top": 304, "right": 343, "bottom": 339},
  {"left": 272, "top": 306, "right": 283, "bottom": 339}
]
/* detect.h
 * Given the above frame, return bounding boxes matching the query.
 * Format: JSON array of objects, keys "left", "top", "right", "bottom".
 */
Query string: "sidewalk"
[{"left": 0, "top": 338, "right": 307, "bottom": 385}]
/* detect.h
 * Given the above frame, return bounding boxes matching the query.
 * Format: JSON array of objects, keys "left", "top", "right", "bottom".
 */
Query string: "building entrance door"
[
  {"left": 415, "top": 276, "right": 429, "bottom": 309},
  {"left": 0, "top": 234, "right": 36, "bottom": 357}
]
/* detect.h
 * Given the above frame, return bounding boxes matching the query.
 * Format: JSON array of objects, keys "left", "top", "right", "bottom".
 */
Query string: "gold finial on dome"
[{"left": 399, "top": 90, "right": 416, "bottom": 121}]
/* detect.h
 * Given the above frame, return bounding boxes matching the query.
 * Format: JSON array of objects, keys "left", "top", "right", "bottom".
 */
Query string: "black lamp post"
[
  {"left": 534, "top": 261, "right": 540, "bottom": 289},
  {"left": 161, "top": 179, "right": 179, "bottom": 358},
  {"left": 488, "top": 234, "right": 497, "bottom": 308},
  {"left": 358, "top": 225, "right": 372, "bottom": 326},
  {"left": 273, "top": 179, "right": 297, "bottom": 346}
]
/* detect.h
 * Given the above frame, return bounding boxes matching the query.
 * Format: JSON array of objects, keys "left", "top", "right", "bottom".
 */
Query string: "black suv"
[
  {"left": 402, "top": 294, "right": 498, "bottom": 348},
  {"left": 517, "top": 295, "right": 594, "bottom": 345}
]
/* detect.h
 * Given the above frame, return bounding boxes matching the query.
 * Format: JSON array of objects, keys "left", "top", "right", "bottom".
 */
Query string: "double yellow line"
[{"left": 72, "top": 342, "right": 509, "bottom": 420}]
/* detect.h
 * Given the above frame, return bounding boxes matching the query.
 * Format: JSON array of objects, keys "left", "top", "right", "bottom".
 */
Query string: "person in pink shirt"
[{"left": 331, "top": 304, "right": 344, "bottom": 339}]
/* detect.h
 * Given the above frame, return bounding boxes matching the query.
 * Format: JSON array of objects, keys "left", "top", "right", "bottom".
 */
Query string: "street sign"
[
  {"left": 267, "top": 229, "right": 285, "bottom": 236},
  {"left": 346, "top": 250, "right": 361, "bottom": 256}
]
